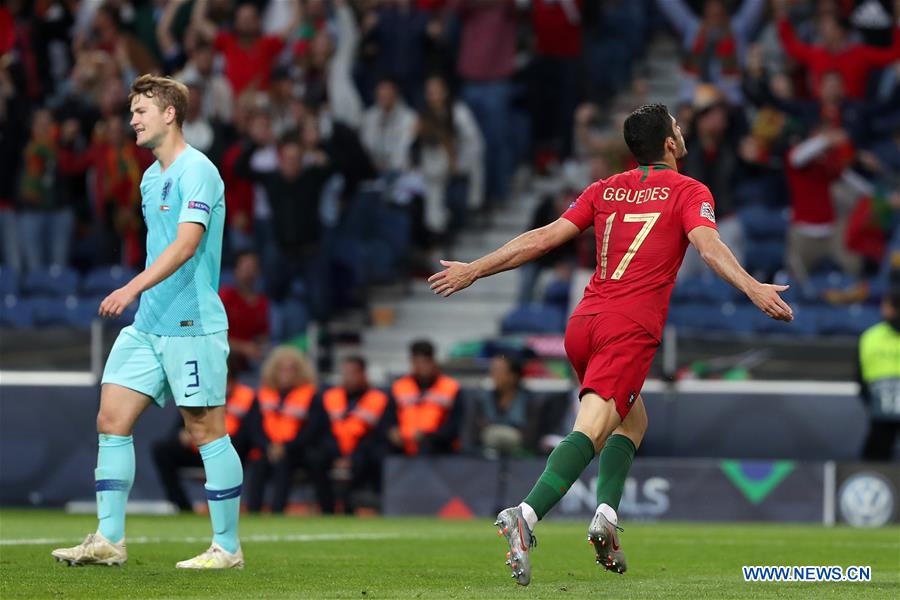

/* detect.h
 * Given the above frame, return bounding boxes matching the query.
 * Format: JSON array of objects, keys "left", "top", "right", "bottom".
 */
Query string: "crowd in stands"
[
  {"left": 504, "top": 0, "right": 900, "bottom": 338},
  {"left": 152, "top": 340, "right": 567, "bottom": 513},
  {"left": 1, "top": 0, "right": 899, "bottom": 342}
]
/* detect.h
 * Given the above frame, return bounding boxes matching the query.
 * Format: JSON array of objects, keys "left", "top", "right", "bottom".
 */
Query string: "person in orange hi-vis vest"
[
  {"left": 243, "top": 346, "right": 337, "bottom": 513},
  {"left": 152, "top": 357, "right": 259, "bottom": 512},
  {"left": 322, "top": 355, "right": 390, "bottom": 513},
  {"left": 386, "top": 339, "right": 463, "bottom": 455}
]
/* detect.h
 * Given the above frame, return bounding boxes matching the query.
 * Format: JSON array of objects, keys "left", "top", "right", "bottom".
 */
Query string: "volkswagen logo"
[{"left": 838, "top": 473, "right": 896, "bottom": 528}]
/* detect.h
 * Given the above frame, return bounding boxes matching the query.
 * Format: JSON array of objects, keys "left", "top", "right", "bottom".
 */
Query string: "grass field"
[{"left": 0, "top": 510, "right": 898, "bottom": 598}]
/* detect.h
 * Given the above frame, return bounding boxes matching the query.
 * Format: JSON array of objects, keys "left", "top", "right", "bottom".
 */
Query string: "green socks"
[
  {"left": 95, "top": 434, "right": 135, "bottom": 544},
  {"left": 595, "top": 434, "right": 636, "bottom": 510},
  {"left": 523, "top": 431, "right": 596, "bottom": 520},
  {"left": 199, "top": 435, "right": 243, "bottom": 554}
]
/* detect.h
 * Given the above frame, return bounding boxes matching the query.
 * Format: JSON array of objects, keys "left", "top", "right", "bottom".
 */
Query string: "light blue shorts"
[{"left": 101, "top": 325, "right": 229, "bottom": 408}]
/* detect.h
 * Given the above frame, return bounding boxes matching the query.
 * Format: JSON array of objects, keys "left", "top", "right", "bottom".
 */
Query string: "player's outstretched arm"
[
  {"left": 688, "top": 226, "right": 793, "bottom": 322},
  {"left": 429, "top": 218, "right": 580, "bottom": 297},
  {"left": 99, "top": 223, "right": 205, "bottom": 318}
]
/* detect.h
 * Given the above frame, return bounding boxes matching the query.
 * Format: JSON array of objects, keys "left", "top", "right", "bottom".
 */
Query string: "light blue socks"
[
  {"left": 95, "top": 434, "right": 135, "bottom": 544},
  {"left": 199, "top": 435, "right": 243, "bottom": 554}
]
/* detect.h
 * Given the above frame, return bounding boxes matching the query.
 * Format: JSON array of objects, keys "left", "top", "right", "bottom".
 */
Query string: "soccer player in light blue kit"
[{"left": 52, "top": 75, "right": 243, "bottom": 569}]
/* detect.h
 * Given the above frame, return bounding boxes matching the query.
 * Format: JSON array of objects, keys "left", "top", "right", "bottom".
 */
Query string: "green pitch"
[{"left": 1, "top": 510, "right": 897, "bottom": 598}]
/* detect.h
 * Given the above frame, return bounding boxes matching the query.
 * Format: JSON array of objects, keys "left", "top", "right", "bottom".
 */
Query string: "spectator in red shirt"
[
  {"left": 452, "top": 0, "right": 518, "bottom": 207},
  {"left": 220, "top": 250, "right": 271, "bottom": 372},
  {"left": 530, "top": 0, "right": 583, "bottom": 157},
  {"left": 191, "top": 0, "right": 300, "bottom": 96},
  {"left": 777, "top": 6, "right": 900, "bottom": 101},
  {"left": 785, "top": 124, "right": 860, "bottom": 285}
]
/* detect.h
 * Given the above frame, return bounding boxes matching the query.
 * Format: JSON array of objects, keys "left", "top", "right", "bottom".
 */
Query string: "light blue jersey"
[{"left": 134, "top": 145, "right": 227, "bottom": 337}]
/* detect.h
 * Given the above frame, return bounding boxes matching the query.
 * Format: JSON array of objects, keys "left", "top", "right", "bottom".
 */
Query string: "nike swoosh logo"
[
  {"left": 184, "top": 391, "right": 200, "bottom": 398},
  {"left": 215, "top": 492, "right": 231, "bottom": 499}
]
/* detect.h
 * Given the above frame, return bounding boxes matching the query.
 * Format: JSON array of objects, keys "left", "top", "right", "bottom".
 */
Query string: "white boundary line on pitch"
[{"left": 0, "top": 532, "right": 404, "bottom": 547}]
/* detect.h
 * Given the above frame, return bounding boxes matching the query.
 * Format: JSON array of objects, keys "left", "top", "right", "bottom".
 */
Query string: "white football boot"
[
  {"left": 52, "top": 532, "right": 127, "bottom": 566},
  {"left": 176, "top": 542, "right": 244, "bottom": 569}
]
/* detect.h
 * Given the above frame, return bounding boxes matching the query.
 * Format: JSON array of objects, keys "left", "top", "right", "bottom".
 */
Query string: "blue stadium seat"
[
  {"left": 29, "top": 296, "right": 72, "bottom": 327},
  {"left": 716, "top": 303, "right": 757, "bottom": 334},
  {"left": 542, "top": 279, "right": 570, "bottom": 309},
  {"left": 81, "top": 266, "right": 138, "bottom": 297},
  {"left": 280, "top": 299, "right": 310, "bottom": 339},
  {"left": 501, "top": 305, "right": 566, "bottom": 334},
  {"left": 0, "top": 295, "right": 34, "bottom": 329},
  {"left": 668, "top": 302, "right": 718, "bottom": 331},
  {"left": 739, "top": 205, "right": 788, "bottom": 240},
  {"left": 744, "top": 240, "right": 785, "bottom": 276},
  {"left": 289, "top": 278, "right": 308, "bottom": 301},
  {"left": 22, "top": 266, "right": 80, "bottom": 297},
  {"left": 269, "top": 302, "right": 284, "bottom": 342},
  {"left": 0, "top": 267, "right": 18, "bottom": 295},
  {"left": 672, "top": 276, "right": 738, "bottom": 304},
  {"left": 754, "top": 303, "right": 818, "bottom": 337},
  {"left": 374, "top": 206, "right": 411, "bottom": 258},
  {"left": 814, "top": 304, "right": 882, "bottom": 336}
]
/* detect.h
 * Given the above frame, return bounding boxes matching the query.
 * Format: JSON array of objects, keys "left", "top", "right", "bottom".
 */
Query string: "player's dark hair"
[
  {"left": 623, "top": 103, "right": 675, "bottom": 165},
  {"left": 343, "top": 355, "right": 367, "bottom": 371},
  {"left": 410, "top": 339, "right": 435, "bottom": 359}
]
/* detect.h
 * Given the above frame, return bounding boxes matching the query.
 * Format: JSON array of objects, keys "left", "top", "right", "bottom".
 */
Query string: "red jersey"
[
  {"left": 214, "top": 32, "right": 285, "bottom": 95},
  {"left": 219, "top": 286, "right": 270, "bottom": 342},
  {"left": 562, "top": 165, "right": 717, "bottom": 340}
]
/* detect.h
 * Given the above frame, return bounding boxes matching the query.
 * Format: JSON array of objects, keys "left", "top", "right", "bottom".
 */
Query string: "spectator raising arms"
[{"left": 191, "top": 0, "right": 300, "bottom": 95}]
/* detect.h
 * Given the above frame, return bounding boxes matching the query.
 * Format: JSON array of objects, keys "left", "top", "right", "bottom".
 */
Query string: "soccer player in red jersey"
[{"left": 428, "top": 104, "right": 794, "bottom": 585}]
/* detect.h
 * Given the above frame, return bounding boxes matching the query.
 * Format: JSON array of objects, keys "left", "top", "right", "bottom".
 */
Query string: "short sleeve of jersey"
[
  {"left": 178, "top": 161, "right": 218, "bottom": 229},
  {"left": 561, "top": 182, "right": 600, "bottom": 231},
  {"left": 680, "top": 181, "right": 718, "bottom": 235}
]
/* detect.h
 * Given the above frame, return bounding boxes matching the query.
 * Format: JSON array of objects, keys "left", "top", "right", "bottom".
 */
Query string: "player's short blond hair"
[
  {"left": 260, "top": 346, "right": 317, "bottom": 390},
  {"left": 128, "top": 74, "right": 189, "bottom": 128}
]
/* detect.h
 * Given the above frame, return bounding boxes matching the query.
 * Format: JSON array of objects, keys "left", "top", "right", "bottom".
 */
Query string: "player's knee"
[{"left": 96, "top": 409, "right": 129, "bottom": 436}]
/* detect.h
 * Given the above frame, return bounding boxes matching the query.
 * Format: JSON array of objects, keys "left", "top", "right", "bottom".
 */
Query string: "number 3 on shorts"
[{"left": 184, "top": 360, "right": 200, "bottom": 393}]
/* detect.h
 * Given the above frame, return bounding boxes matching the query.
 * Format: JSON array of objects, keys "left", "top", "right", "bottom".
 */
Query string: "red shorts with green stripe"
[{"left": 564, "top": 312, "right": 659, "bottom": 420}]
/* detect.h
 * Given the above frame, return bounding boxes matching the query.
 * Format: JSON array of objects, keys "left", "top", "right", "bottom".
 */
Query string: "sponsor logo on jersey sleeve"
[
  {"left": 700, "top": 202, "right": 716, "bottom": 223},
  {"left": 188, "top": 200, "right": 211, "bottom": 213}
]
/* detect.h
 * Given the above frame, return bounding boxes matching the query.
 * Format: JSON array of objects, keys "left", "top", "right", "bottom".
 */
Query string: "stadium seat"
[
  {"left": 739, "top": 205, "right": 788, "bottom": 240},
  {"left": 716, "top": 303, "right": 758, "bottom": 334},
  {"left": 0, "top": 267, "right": 18, "bottom": 295},
  {"left": 0, "top": 295, "right": 34, "bottom": 329},
  {"left": 81, "top": 265, "right": 138, "bottom": 297},
  {"left": 21, "top": 266, "right": 80, "bottom": 297},
  {"left": 29, "top": 296, "right": 72, "bottom": 327},
  {"left": 744, "top": 240, "right": 785, "bottom": 277},
  {"left": 542, "top": 279, "right": 571, "bottom": 310},
  {"left": 374, "top": 206, "right": 411, "bottom": 258},
  {"left": 280, "top": 299, "right": 310, "bottom": 339},
  {"left": 813, "top": 304, "right": 882, "bottom": 336},
  {"left": 501, "top": 305, "right": 566, "bottom": 334},
  {"left": 672, "top": 276, "right": 738, "bottom": 304}
]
